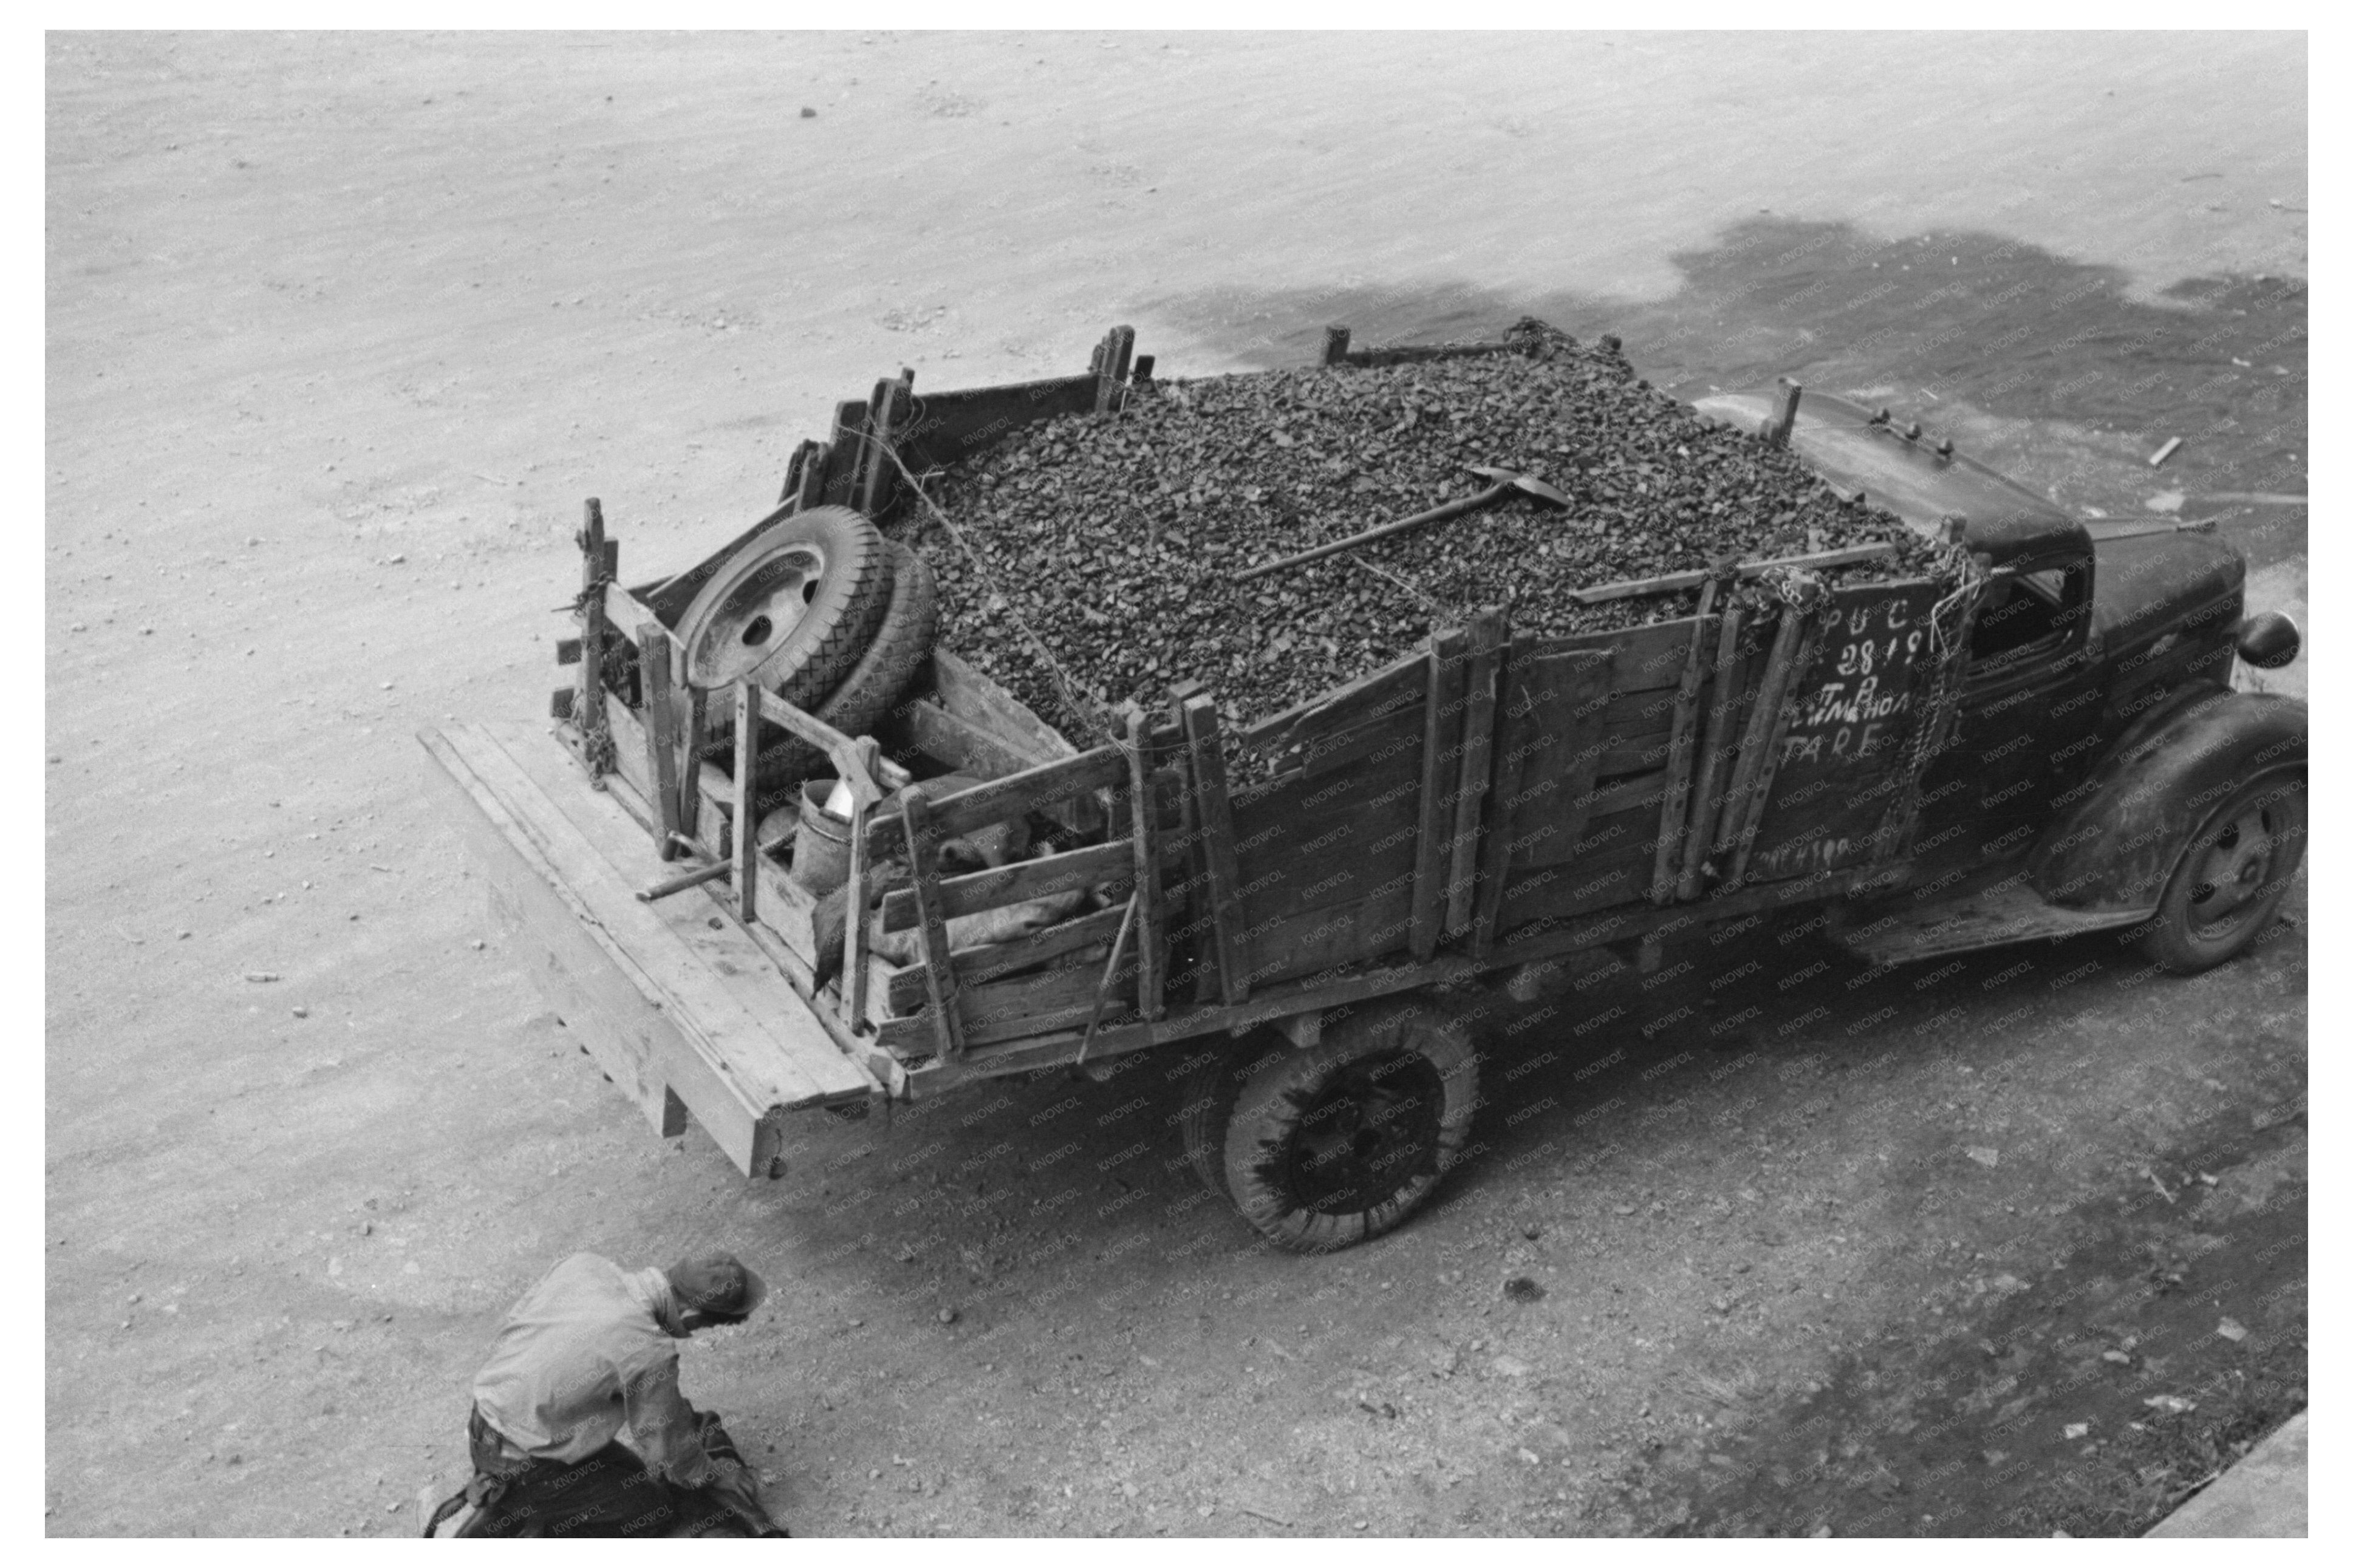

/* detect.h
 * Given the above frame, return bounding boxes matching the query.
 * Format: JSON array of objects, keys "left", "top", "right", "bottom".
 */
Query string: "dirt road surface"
[{"left": 47, "top": 32, "right": 2304, "bottom": 1536}]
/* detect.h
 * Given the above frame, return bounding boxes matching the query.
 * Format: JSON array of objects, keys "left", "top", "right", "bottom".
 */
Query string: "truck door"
[{"left": 1913, "top": 553, "right": 2101, "bottom": 867}]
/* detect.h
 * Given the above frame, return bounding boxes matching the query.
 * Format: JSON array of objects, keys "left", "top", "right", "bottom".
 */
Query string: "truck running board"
[
  {"left": 1837, "top": 877, "right": 2153, "bottom": 965},
  {"left": 419, "top": 721, "right": 876, "bottom": 1176}
]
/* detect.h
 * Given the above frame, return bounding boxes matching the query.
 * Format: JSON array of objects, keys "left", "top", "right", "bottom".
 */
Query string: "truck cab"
[{"left": 1695, "top": 385, "right": 2303, "bottom": 972}]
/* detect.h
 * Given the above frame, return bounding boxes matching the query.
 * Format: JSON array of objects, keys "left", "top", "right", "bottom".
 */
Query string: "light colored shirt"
[{"left": 470, "top": 1252, "right": 710, "bottom": 1486}]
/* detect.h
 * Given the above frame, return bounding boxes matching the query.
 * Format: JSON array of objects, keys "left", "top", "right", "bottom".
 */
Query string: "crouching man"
[{"left": 426, "top": 1250, "right": 787, "bottom": 1537}]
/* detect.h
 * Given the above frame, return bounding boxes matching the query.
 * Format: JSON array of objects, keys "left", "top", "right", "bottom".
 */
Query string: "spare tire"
[
  {"left": 751, "top": 540, "right": 940, "bottom": 800},
  {"left": 675, "top": 505, "right": 893, "bottom": 713}
]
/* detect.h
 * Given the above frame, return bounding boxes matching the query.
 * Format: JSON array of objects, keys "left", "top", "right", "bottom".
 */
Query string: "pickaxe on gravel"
[{"left": 1235, "top": 464, "right": 1571, "bottom": 583}]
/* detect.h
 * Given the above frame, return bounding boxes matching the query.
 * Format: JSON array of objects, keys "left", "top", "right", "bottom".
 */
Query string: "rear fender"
[{"left": 2029, "top": 685, "right": 2307, "bottom": 912}]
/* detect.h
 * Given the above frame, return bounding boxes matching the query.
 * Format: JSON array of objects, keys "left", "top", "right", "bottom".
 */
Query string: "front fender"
[{"left": 2029, "top": 685, "right": 2307, "bottom": 912}]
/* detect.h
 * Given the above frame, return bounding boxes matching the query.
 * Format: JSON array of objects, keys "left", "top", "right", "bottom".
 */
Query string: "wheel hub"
[
  {"left": 2187, "top": 804, "right": 2278, "bottom": 929},
  {"left": 679, "top": 542, "right": 829, "bottom": 689},
  {"left": 1286, "top": 1051, "right": 1444, "bottom": 1215}
]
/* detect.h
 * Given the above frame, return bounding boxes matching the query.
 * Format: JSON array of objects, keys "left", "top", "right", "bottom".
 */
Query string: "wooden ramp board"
[
  {"left": 420, "top": 722, "right": 874, "bottom": 1177},
  {"left": 1836, "top": 876, "right": 2151, "bottom": 966}
]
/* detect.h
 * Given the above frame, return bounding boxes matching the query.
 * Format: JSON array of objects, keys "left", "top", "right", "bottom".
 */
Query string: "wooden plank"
[
  {"left": 1726, "top": 610, "right": 1831, "bottom": 886},
  {"left": 1181, "top": 694, "right": 1250, "bottom": 1006},
  {"left": 898, "top": 786, "right": 967, "bottom": 1057},
  {"left": 891, "top": 374, "right": 1101, "bottom": 474},
  {"left": 1472, "top": 654, "right": 1538, "bottom": 956},
  {"left": 678, "top": 686, "right": 710, "bottom": 854},
  {"left": 777, "top": 438, "right": 819, "bottom": 507},
  {"left": 732, "top": 682, "right": 759, "bottom": 925},
  {"left": 855, "top": 375, "right": 907, "bottom": 519},
  {"left": 820, "top": 400, "right": 867, "bottom": 506},
  {"left": 1711, "top": 608, "right": 1805, "bottom": 859},
  {"left": 577, "top": 500, "right": 609, "bottom": 775},
  {"left": 600, "top": 689, "right": 657, "bottom": 813},
  {"left": 1651, "top": 590, "right": 1724, "bottom": 903},
  {"left": 1126, "top": 708, "right": 1167, "bottom": 1020},
  {"left": 636, "top": 626, "right": 682, "bottom": 860},
  {"left": 1321, "top": 325, "right": 1351, "bottom": 366},
  {"left": 962, "top": 972, "right": 1134, "bottom": 1048},
  {"left": 927, "top": 646, "right": 1101, "bottom": 834},
  {"left": 865, "top": 745, "right": 1127, "bottom": 861},
  {"left": 1593, "top": 684, "right": 1692, "bottom": 737},
  {"left": 1237, "top": 889, "right": 1415, "bottom": 988},
  {"left": 880, "top": 837, "right": 1134, "bottom": 932},
  {"left": 1585, "top": 769, "right": 1668, "bottom": 820},
  {"left": 895, "top": 698, "right": 1040, "bottom": 783},
  {"left": 1231, "top": 787, "right": 1425, "bottom": 936},
  {"left": 1408, "top": 627, "right": 1470, "bottom": 961},
  {"left": 1237, "top": 647, "right": 1426, "bottom": 753},
  {"left": 1594, "top": 734, "right": 1678, "bottom": 777},
  {"left": 420, "top": 727, "right": 869, "bottom": 1150},
  {"left": 751, "top": 685, "right": 861, "bottom": 777},
  {"left": 955, "top": 902, "right": 1137, "bottom": 989},
  {"left": 796, "top": 443, "right": 829, "bottom": 511},
  {"left": 1340, "top": 341, "right": 1520, "bottom": 369},
  {"left": 1520, "top": 618, "right": 1698, "bottom": 693},
  {"left": 487, "top": 734, "right": 872, "bottom": 1106},
  {"left": 598, "top": 578, "right": 666, "bottom": 645},
  {"left": 937, "top": 861, "right": 1916, "bottom": 1085},
  {"left": 1677, "top": 604, "right": 1754, "bottom": 899},
  {"left": 889, "top": 946, "right": 1129, "bottom": 1021},
  {"left": 1568, "top": 542, "right": 1903, "bottom": 605},
  {"left": 1444, "top": 609, "right": 1508, "bottom": 936},
  {"left": 841, "top": 793, "right": 872, "bottom": 1023},
  {"left": 1290, "top": 698, "right": 1427, "bottom": 785},
  {"left": 1485, "top": 649, "right": 1614, "bottom": 867},
  {"left": 1095, "top": 324, "right": 1135, "bottom": 413},
  {"left": 931, "top": 646, "right": 1082, "bottom": 760},
  {"left": 884, "top": 912, "right": 1139, "bottom": 1014}
]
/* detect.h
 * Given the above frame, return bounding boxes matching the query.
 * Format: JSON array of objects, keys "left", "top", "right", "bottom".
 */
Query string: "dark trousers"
[{"left": 456, "top": 1409, "right": 765, "bottom": 1538}]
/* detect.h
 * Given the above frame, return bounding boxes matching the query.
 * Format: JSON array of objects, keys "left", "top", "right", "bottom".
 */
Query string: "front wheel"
[
  {"left": 1221, "top": 1000, "right": 1480, "bottom": 1253},
  {"left": 2134, "top": 772, "right": 2305, "bottom": 974}
]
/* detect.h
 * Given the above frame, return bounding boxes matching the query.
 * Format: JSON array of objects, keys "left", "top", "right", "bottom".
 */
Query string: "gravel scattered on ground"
[{"left": 898, "top": 320, "right": 1938, "bottom": 745}]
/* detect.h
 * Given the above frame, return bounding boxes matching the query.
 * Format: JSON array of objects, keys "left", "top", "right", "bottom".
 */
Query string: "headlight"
[{"left": 2236, "top": 610, "right": 2301, "bottom": 670}]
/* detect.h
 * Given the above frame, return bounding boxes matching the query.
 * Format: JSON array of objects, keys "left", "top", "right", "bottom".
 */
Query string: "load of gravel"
[{"left": 894, "top": 321, "right": 1938, "bottom": 748}]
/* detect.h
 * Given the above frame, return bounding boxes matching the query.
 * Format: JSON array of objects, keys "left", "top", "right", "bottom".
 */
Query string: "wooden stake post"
[
  {"left": 1650, "top": 574, "right": 1729, "bottom": 904},
  {"left": 1444, "top": 610, "right": 1508, "bottom": 937},
  {"left": 898, "top": 785, "right": 968, "bottom": 1058},
  {"left": 1410, "top": 625, "right": 1472, "bottom": 962},
  {"left": 578, "top": 499, "right": 610, "bottom": 783},
  {"left": 1125, "top": 707, "right": 1168, "bottom": 1021},
  {"left": 1180, "top": 695, "right": 1249, "bottom": 1007},
  {"left": 732, "top": 681, "right": 760, "bottom": 924},
  {"left": 636, "top": 624, "right": 682, "bottom": 861}
]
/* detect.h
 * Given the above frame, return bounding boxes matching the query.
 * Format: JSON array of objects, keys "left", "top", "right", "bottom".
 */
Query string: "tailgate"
[{"left": 419, "top": 721, "right": 875, "bottom": 1176}]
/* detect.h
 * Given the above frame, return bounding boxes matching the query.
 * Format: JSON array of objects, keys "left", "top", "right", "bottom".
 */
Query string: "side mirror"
[{"left": 2236, "top": 610, "right": 2301, "bottom": 670}]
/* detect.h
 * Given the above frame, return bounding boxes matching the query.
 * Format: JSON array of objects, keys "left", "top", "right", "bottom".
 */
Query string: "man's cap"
[{"left": 667, "top": 1252, "right": 769, "bottom": 1322}]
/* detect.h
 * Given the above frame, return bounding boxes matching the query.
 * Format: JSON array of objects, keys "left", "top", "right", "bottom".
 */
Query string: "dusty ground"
[{"left": 46, "top": 32, "right": 2304, "bottom": 1536}]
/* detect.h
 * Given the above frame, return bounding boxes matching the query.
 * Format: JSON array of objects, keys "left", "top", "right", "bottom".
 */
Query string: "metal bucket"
[{"left": 788, "top": 779, "right": 854, "bottom": 896}]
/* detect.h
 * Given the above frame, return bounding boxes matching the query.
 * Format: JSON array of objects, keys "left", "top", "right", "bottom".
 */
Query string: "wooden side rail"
[{"left": 862, "top": 745, "right": 1127, "bottom": 861}]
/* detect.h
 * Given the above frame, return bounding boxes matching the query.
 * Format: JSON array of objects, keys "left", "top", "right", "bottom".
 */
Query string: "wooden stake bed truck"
[{"left": 421, "top": 327, "right": 2306, "bottom": 1252}]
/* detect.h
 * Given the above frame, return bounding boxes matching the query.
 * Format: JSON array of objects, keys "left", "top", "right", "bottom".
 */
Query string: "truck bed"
[{"left": 420, "top": 721, "right": 876, "bottom": 1176}]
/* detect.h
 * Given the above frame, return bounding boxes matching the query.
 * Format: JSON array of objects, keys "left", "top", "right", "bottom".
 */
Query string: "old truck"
[{"left": 420, "top": 324, "right": 2305, "bottom": 1252}]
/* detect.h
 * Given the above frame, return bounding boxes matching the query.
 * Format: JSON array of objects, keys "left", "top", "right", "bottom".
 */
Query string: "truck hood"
[{"left": 1692, "top": 387, "right": 2087, "bottom": 568}]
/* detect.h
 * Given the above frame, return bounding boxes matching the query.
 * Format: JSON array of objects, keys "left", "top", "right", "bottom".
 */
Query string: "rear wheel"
[
  {"left": 1221, "top": 1000, "right": 1480, "bottom": 1252},
  {"left": 1174, "top": 1036, "right": 1285, "bottom": 1196},
  {"left": 2133, "top": 772, "right": 2305, "bottom": 974}
]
